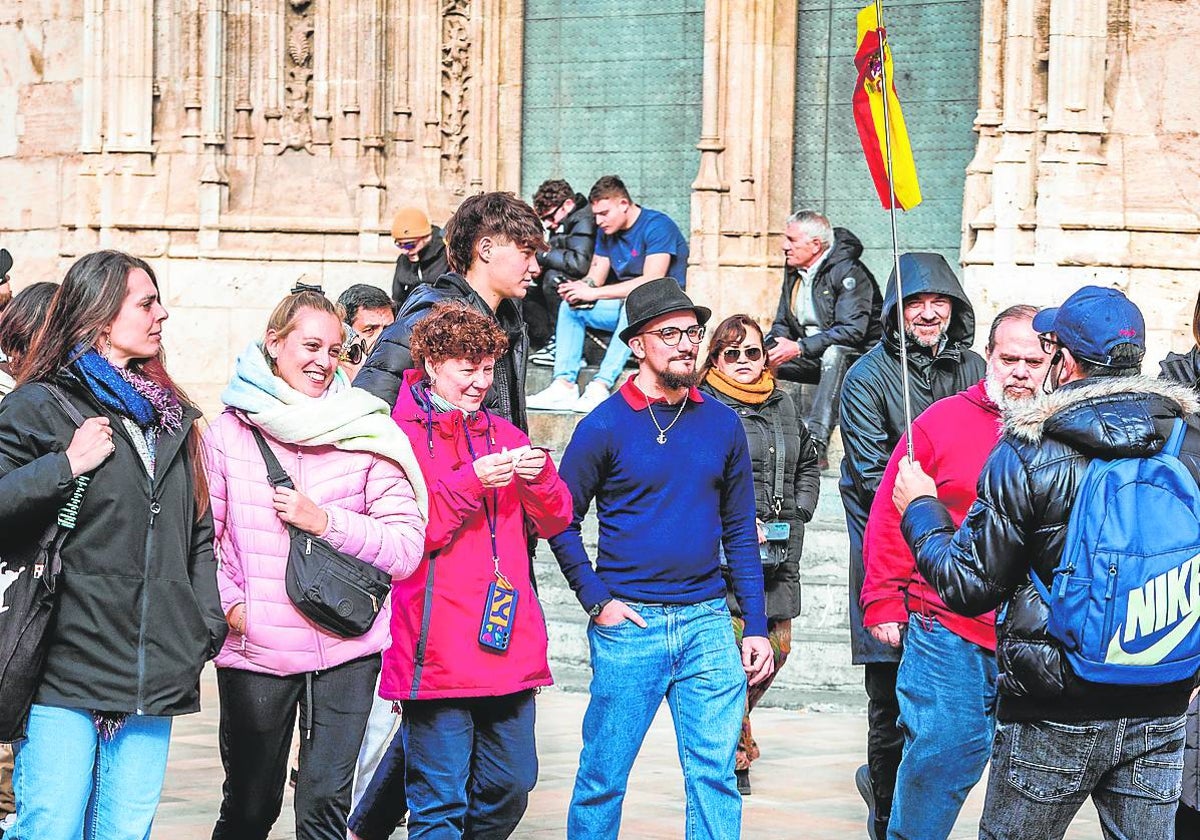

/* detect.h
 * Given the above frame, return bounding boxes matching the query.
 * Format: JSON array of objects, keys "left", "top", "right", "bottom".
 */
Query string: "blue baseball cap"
[{"left": 1032, "top": 285, "right": 1145, "bottom": 368}]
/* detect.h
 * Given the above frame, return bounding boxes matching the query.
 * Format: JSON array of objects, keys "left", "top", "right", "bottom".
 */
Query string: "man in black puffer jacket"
[
  {"left": 767, "top": 210, "right": 882, "bottom": 463},
  {"left": 355, "top": 192, "right": 546, "bottom": 432},
  {"left": 838, "top": 251, "right": 985, "bottom": 840},
  {"left": 895, "top": 286, "right": 1200, "bottom": 840},
  {"left": 528, "top": 180, "right": 596, "bottom": 359}
]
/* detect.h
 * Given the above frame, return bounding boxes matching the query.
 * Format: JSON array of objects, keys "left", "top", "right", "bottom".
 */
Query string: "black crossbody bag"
[
  {"left": 249, "top": 426, "right": 390, "bottom": 638},
  {"left": 0, "top": 384, "right": 91, "bottom": 742}
]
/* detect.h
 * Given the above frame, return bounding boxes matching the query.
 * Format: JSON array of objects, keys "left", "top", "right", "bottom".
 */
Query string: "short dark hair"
[
  {"left": 588, "top": 175, "right": 631, "bottom": 204},
  {"left": 699, "top": 314, "right": 764, "bottom": 380},
  {"left": 1076, "top": 343, "right": 1143, "bottom": 378},
  {"left": 0, "top": 281, "right": 58, "bottom": 362},
  {"left": 409, "top": 301, "right": 509, "bottom": 368},
  {"left": 533, "top": 179, "right": 574, "bottom": 216},
  {"left": 442, "top": 192, "right": 547, "bottom": 274},
  {"left": 985, "top": 304, "right": 1039, "bottom": 354},
  {"left": 337, "top": 283, "right": 394, "bottom": 326}
]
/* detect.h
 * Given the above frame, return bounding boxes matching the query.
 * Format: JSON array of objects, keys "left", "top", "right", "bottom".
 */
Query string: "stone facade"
[{"left": 2, "top": 1, "right": 1195, "bottom": 412}]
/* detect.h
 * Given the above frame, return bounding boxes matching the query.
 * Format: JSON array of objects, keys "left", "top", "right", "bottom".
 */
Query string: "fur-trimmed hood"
[{"left": 1005, "top": 374, "right": 1199, "bottom": 456}]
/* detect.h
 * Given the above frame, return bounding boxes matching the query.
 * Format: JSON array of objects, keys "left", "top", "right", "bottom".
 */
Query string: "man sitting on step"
[{"left": 527, "top": 175, "right": 689, "bottom": 415}]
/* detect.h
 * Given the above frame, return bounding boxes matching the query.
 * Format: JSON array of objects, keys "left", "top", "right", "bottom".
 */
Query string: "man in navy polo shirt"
[
  {"left": 550, "top": 278, "right": 774, "bottom": 840},
  {"left": 527, "top": 175, "right": 690, "bottom": 415}
]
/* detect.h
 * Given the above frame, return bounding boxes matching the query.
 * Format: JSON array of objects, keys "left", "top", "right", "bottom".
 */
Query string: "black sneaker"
[
  {"left": 736, "top": 768, "right": 752, "bottom": 796},
  {"left": 855, "top": 764, "right": 879, "bottom": 840}
]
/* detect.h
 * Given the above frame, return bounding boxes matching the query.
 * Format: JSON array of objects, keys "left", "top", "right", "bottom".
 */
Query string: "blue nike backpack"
[{"left": 1031, "top": 418, "right": 1200, "bottom": 685}]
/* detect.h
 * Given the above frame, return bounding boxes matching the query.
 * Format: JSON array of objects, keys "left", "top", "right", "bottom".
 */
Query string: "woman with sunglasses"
[
  {"left": 698, "top": 314, "right": 821, "bottom": 795},
  {"left": 204, "top": 288, "right": 428, "bottom": 840}
]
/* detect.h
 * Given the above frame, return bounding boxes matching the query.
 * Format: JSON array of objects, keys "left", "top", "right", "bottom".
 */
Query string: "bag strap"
[
  {"left": 770, "top": 412, "right": 786, "bottom": 519},
  {"left": 248, "top": 425, "right": 297, "bottom": 491},
  {"left": 36, "top": 383, "right": 87, "bottom": 428},
  {"left": 1164, "top": 417, "right": 1187, "bottom": 458}
]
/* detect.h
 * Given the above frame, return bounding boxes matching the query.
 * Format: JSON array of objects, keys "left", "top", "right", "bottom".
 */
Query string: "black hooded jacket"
[
  {"left": 536, "top": 194, "right": 595, "bottom": 283},
  {"left": 838, "top": 252, "right": 986, "bottom": 663},
  {"left": 354, "top": 272, "right": 529, "bottom": 431},
  {"left": 391, "top": 226, "right": 451, "bottom": 307},
  {"left": 901, "top": 375, "right": 1200, "bottom": 722},
  {"left": 0, "top": 373, "right": 226, "bottom": 716},
  {"left": 768, "top": 228, "right": 883, "bottom": 359}
]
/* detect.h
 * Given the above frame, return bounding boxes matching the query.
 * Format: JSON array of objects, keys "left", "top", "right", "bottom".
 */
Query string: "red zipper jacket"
[
  {"left": 380, "top": 370, "right": 573, "bottom": 700},
  {"left": 861, "top": 379, "right": 1000, "bottom": 651}
]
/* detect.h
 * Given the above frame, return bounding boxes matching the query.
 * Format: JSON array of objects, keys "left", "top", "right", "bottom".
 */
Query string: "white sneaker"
[
  {"left": 527, "top": 380, "right": 579, "bottom": 411},
  {"left": 529, "top": 340, "right": 556, "bottom": 367},
  {"left": 572, "top": 380, "right": 610, "bottom": 414}
]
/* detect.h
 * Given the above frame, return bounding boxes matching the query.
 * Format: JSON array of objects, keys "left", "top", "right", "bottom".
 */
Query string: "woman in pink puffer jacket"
[{"left": 204, "top": 289, "right": 426, "bottom": 840}]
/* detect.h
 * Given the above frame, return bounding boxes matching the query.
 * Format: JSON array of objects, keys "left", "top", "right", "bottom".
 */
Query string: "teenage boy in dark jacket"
[
  {"left": 528, "top": 179, "right": 596, "bottom": 361},
  {"left": 389, "top": 207, "right": 450, "bottom": 308},
  {"left": 355, "top": 192, "right": 546, "bottom": 432},
  {"left": 895, "top": 286, "right": 1200, "bottom": 840},
  {"left": 838, "top": 251, "right": 985, "bottom": 839},
  {"left": 767, "top": 211, "right": 882, "bottom": 464}
]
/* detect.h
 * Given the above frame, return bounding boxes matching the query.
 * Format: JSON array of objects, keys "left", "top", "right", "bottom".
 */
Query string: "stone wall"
[{"left": 962, "top": 0, "right": 1200, "bottom": 364}]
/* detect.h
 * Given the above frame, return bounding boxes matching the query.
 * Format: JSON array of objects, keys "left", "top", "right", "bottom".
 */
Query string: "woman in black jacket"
[
  {"left": 699, "top": 314, "right": 821, "bottom": 795},
  {"left": 0, "top": 250, "right": 225, "bottom": 840}
]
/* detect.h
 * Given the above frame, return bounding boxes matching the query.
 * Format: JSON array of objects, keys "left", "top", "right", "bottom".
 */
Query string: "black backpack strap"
[
  {"left": 247, "top": 425, "right": 297, "bottom": 491},
  {"left": 36, "top": 383, "right": 87, "bottom": 428}
]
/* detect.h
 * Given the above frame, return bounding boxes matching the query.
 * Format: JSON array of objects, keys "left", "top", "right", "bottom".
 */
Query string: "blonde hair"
[{"left": 264, "top": 290, "right": 344, "bottom": 344}]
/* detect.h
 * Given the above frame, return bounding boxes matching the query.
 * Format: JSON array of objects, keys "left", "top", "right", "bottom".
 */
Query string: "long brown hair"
[
  {"left": 699, "top": 314, "right": 765, "bottom": 380},
  {"left": 20, "top": 250, "right": 210, "bottom": 516}
]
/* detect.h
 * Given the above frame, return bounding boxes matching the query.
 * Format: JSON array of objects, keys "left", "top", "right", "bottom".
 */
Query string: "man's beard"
[
  {"left": 904, "top": 322, "right": 948, "bottom": 350},
  {"left": 660, "top": 368, "right": 699, "bottom": 392},
  {"left": 985, "top": 372, "right": 1038, "bottom": 413}
]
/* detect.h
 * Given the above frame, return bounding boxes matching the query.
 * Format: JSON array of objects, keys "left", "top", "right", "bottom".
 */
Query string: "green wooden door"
[
  {"left": 521, "top": 0, "right": 705, "bottom": 231},
  {"left": 794, "top": 0, "right": 980, "bottom": 283}
]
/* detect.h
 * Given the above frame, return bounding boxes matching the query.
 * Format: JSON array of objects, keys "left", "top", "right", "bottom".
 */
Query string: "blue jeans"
[
  {"left": 980, "top": 714, "right": 1186, "bottom": 840},
  {"left": 9, "top": 704, "right": 172, "bottom": 840},
  {"left": 889, "top": 616, "right": 997, "bottom": 840},
  {"left": 403, "top": 690, "right": 537, "bottom": 840},
  {"left": 568, "top": 598, "right": 747, "bottom": 840},
  {"left": 551, "top": 299, "right": 631, "bottom": 387}
]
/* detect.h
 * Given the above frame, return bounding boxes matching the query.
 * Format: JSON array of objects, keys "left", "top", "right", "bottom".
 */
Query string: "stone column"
[
  {"left": 105, "top": 0, "right": 156, "bottom": 154},
  {"left": 359, "top": 0, "right": 387, "bottom": 247},
  {"left": 688, "top": 0, "right": 798, "bottom": 327},
  {"left": 200, "top": 0, "right": 230, "bottom": 247},
  {"left": 475, "top": 0, "right": 523, "bottom": 194}
]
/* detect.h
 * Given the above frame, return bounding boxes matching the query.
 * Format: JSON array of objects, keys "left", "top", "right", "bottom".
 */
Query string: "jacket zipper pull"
[
  {"left": 1053, "top": 565, "right": 1073, "bottom": 600},
  {"left": 149, "top": 501, "right": 161, "bottom": 527},
  {"left": 1104, "top": 565, "right": 1118, "bottom": 600},
  {"left": 305, "top": 537, "right": 312, "bottom": 555}
]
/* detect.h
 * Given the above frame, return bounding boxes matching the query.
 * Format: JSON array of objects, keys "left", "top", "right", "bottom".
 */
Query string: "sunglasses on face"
[
  {"left": 640, "top": 325, "right": 706, "bottom": 347},
  {"left": 539, "top": 200, "right": 566, "bottom": 224},
  {"left": 396, "top": 239, "right": 421, "bottom": 252},
  {"left": 339, "top": 340, "right": 366, "bottom": 365},
  {"left": 721, "top": 346, "right": 764, "bottom": 364}
]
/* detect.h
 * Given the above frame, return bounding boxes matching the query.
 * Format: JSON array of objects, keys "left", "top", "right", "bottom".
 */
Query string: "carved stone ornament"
[
  {"left": 279, "top": 0, "right": 315, "bottom": 155},
  {"left": 440, "top": 0, "right": 471, "bottom": 192}
]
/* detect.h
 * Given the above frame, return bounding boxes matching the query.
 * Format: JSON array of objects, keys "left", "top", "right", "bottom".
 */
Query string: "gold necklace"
[{"left": 633, "top": 377, "right": 688, "bottom": 444}]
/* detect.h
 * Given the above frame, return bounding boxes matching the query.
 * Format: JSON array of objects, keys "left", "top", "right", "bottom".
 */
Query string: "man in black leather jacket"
[
  {"left": 766, "top": 210, "right": 882, "bottom": 464},
  {"left": 895, "top": 286, "right": 1200, "bottom": 840},
  {"left": 354, "top": 192, "right": 546, "bottom": 432},
  {"left": 838, "top": 252, "right": 985, "bottom": 840},
  {"left": 528, "top": 180, "right": 596, "bottom": 360}
]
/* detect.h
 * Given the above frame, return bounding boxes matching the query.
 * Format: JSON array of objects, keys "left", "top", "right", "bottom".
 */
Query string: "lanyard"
[
  {"left": 769, "top": 410, "right": 785, "bottom": 519},
  {"left": 461, "top": 418, "right": 510, "bottom": 587}
]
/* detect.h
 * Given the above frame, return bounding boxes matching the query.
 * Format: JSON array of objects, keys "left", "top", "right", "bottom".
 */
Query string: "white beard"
[{"left": 985, "top": 372, "right": 1040, "bottom": 415}]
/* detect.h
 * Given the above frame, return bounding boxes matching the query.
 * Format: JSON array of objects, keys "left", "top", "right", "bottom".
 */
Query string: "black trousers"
[
  {"left": 864, "top": 660, "right": 903, "bottom": 832},
  {"left": 211, "top": 654, "right": 381, "bottom": 840},
  {"left": 776, "top": 344, "right": 860, "bottom": 446}
]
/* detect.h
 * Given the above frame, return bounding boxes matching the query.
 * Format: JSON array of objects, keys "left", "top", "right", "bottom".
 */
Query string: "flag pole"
[{"left": 874, "top": 0, "right": 915, "bottom": 461}]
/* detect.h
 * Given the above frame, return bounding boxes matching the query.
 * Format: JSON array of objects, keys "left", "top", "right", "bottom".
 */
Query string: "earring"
[{"left": 101, "top": 334, "right": 112, "bottom": 358}]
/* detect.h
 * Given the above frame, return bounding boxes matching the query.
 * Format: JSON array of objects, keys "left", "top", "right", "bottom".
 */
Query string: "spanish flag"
[{"left": 853, "top": 4, "right": 922, "bottom": 211}]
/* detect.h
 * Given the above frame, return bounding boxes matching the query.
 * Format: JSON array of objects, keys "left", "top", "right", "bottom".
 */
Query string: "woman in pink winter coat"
[
  {"left": 364, "top": 302, "right": 571, "bottom": 840},
  {"left": 203, "top": 289, "right": 426, "bottom": 840}
]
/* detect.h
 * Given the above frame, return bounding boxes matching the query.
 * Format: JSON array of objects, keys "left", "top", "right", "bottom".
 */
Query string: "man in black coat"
[
  {"left": 894, "top": 286, "right": 1200, "bottom": 840},
  {"left": 837, "top": 251, "right": 985, "bottom": 840},
  {"left": 528, "top": 179, "right": 596, "bottom": 361},
  {"left": 355, "top": 192, "right": 547, "bottom": 432},
  {"left": 390, "top": 207, "right": 451, "bottom": 308},
  {"left": 767, "top": 210, "right": 882, "bottom": 464}
]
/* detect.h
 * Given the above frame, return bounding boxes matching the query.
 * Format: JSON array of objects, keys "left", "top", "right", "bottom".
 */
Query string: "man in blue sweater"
[{"left": 550, "top": 278, "right": 774, "bottom": 840}]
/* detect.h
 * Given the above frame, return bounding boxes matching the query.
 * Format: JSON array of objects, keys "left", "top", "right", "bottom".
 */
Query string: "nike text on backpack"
[{"left": 1032, "top": 418, "right": 1200, "bottom": 685}]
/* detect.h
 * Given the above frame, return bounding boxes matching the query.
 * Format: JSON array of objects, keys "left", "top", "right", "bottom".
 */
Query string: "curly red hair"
[{"left": 409, "top": 301, "right": 509, "bottom": 368}]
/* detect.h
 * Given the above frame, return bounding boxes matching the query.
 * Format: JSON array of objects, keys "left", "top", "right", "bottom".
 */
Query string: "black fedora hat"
[{"left": 618, "top": 278, "right": 711, "bottom": 343}]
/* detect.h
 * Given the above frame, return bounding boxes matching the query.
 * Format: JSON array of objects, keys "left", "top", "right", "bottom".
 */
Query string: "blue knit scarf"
[{"left": 71, "top": 347, "right": 181, "bottom": 433}]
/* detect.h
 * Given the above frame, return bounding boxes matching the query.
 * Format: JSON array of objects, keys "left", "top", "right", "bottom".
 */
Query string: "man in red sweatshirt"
[{"left": 861, "top": 304, "right": 1048, "bottom": 840}]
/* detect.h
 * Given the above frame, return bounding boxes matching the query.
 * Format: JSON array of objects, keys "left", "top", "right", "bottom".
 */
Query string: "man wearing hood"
[
  {"left": 355, "top": 192, "right": 546, "bottom": 432},
  {"left": 838, "top": 251, "right": 985, "bottom": 839},
  {"left": 893, "top": 286, "right": 1200, "bottom": 840},
  {"left": 766, "top": 210, "right": 882, "bottom": 467},
  {"left": 390, "top": 207, "right": 451, "bottom": 308}
]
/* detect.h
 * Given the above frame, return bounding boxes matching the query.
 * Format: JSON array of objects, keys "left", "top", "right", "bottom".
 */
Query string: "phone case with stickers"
[{"left": 479, "top": 579, "right": 518, "bottom": 652}]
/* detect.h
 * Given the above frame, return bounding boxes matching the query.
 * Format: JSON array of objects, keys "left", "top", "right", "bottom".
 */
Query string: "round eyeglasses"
[{"left": 639, "top": 325, "right": 706, "bottom": 347}]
